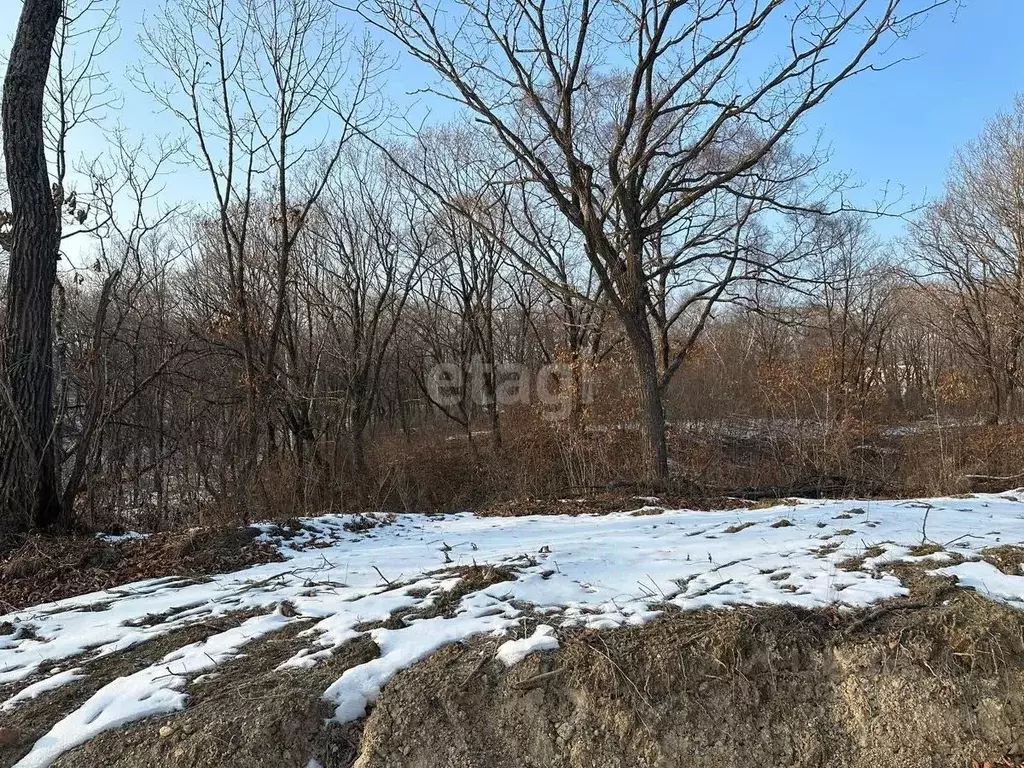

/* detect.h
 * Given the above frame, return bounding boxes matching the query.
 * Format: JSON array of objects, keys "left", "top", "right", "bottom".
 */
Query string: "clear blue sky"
[
  {"left": 2, "top": 0, "right": 1022, "bottom": 222},
  {"left": 800, "top": 0, "right": 1024, "bottom": 211}
]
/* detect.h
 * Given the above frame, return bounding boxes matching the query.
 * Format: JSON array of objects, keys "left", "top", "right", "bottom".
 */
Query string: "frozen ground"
[{"left": 5, "top": 493, "right": 1024, "bottom": 767}]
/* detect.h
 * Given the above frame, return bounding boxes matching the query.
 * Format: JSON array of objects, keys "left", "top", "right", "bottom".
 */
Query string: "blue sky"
[
  {"left": 798, "top": 0, "right": 1024, "bottom": 208},
  {"left": 2, "top": 0, "right": 1022, "bottom": 226}
]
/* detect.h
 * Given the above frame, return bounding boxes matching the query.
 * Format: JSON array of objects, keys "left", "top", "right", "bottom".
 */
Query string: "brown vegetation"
[{"left": 0, "top": 527, "right": 281, "bottom": 611}]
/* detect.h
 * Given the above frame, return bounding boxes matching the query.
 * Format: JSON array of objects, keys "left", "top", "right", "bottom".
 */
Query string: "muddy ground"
[{"left": 5, "top": 566, "right": 1024, "bottom": 768}]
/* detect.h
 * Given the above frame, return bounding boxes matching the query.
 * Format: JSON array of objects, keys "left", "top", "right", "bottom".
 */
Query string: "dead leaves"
[{"left": 0, "top": 528, "right": 282, "bottom": 612}]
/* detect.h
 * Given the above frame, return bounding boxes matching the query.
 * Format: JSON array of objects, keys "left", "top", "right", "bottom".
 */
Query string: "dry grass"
[
  {"left": 908, "top": 542, "right": 944, "bottom": 556},
  {"left": 0, "top": 611, "right": 265, "bottom": 766},
  {"left": 837, "top": 545, "right": 886, "bottom": 571},
  {"left": 424, "top": 564, "right": 517, "bottom": 618},
  {"left": 561, "top": 566, "right": 1024, "bottom": 730},
  {"left": 981, "top": 545, "right": 1024, "bottom": 576}
]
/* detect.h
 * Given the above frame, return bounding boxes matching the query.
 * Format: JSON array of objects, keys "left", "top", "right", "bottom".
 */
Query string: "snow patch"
[
  {"left": 324, "top": 591, "right": 518, "bottom": 722},
  {"left": 936, "top": 561, "right": 1024, "bottom": 606},
  {"left": 1, "top": 668, "right": 84, "bottom": 711},
  {"left": 6, "top": 493, "right": 1024, "bottom": 765},
  {"left": 496, "top": 625, "right": 559, "bottom": 666},
  {"left": 13, "top": 611, "right": 295, "bottom": 768}
]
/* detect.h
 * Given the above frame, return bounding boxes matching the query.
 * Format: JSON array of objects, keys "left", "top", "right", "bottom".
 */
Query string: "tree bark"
[
  {"left": 622, "top": 314, "right": 669, "bottom": 485},
  {"left": 0, "top": 0, "right": 67, "bottom": 531}
]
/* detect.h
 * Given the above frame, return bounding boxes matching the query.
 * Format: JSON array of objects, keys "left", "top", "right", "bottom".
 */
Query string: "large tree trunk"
[
  {"left": 622, "top": 314, "right": 669, "bottom": 485},
  {"left": 0, "top": 0, "right": 67, "bottom": 532}
]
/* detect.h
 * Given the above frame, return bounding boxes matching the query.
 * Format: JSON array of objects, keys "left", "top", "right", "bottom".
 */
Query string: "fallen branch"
[
  {"left": 963, "top": 472, "right": 1024, "bottom": 482},
  {"left": 461, "top": 653, "right": 491, "bottom": 689},
  {"left": 687, "top": 579, "right": 733, "bottom": 598},
  {"left": 843, "top": 584, "right": 959, "bottom": 636},
  {"left": 373, "top": 566, "right": 395, "bottom": 587}
]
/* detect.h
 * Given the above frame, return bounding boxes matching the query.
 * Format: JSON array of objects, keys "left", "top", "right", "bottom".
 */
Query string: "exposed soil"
[
  {"left": 357, "top": 579, "right": 1024, "bottom": 768},
  {"left": 0, "top": 612, "right": 260, "bottom": 767},
  {"left": 50, "top": 622, "right": 375, "bottom": 768},
  {"left": 983, "top": 546, "right": 1024, "bottom": 576},
  {"left": 9, "top": 569, "right": 1024, "bottom": 768},
  {"left": 422, "top": 564, "right": 517, "bottom": 619},
  {"left": 0, "top": 528, "right": 283, "bottom": 612}
]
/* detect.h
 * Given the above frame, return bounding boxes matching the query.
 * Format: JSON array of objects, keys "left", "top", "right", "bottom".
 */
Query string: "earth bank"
[{"left": 20, "top": 575, "right": 1024, "bottom": 768}]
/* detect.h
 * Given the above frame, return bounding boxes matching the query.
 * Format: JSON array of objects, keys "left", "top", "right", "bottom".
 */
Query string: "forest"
[{"left": 2, "top": 0, "right": 1018, "bottom": 537}]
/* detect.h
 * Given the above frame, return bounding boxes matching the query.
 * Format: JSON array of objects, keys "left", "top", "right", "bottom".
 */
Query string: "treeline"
[
  {"left": 33, "top": 94, "right": 1024, "bottom": 526},
  {"left": 4, "top": 0, "right": 1015, "bottom": 530}
]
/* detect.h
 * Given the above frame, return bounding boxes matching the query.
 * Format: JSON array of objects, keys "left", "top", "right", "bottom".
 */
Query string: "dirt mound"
[
  {"left": 0, "top": 613, "right": 262, "bottom": 767},
  {"left": 357, "top": 584, "right": 1024, "bottom": 768},
  {"left": 0, "top": 527, "right": 282, "bottom": 612},
  {"left": 4, "top": 574, "right": 1023, "bottom": 768}
]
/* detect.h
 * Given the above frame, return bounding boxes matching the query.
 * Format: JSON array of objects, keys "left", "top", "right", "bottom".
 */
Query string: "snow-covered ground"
[{"left": 5, "top": 493, "right": 1024, "bottom": 767}]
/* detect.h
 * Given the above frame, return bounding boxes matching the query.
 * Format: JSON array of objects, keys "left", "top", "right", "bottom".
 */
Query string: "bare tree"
[
  {"left": 137, "top": 0, "right": 382, "bottom": 516},
  {"left": 360, "top": 0, "right": 955, "bottom": 482},
  {"left": 305, "top": 149, "right": 429, "bottom": 476},
  {"left": 910, "top": 96, "right": 1024, "bottom": 424},
  {"left": 807, "top": 215, "right": 899, "bottom": 424},
  {"left": 46, "top": 0, "right": 120, "bottom": 194},
  {"left": 57, "top": 132, "right": 182, "bottom": 514}
]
